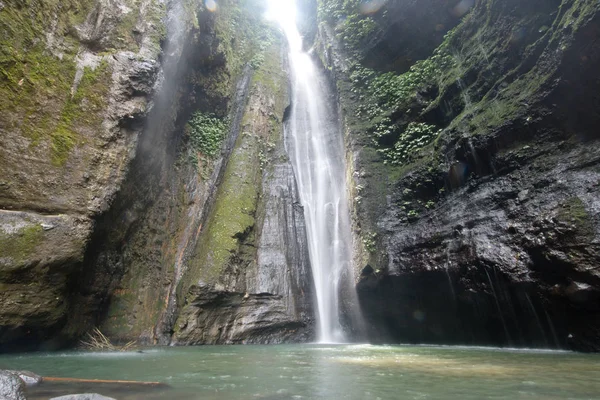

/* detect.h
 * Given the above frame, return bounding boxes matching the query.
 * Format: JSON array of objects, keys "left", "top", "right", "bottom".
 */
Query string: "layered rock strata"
[{"left": 315, "top": 0, "right": 600, "bottom": 350}]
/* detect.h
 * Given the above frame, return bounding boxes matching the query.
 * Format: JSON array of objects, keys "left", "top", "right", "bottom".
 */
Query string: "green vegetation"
[
  {"left": 0, "top": 224, "right": 44, "bottom": 264},
  {"left": 344, "top": 47, "right": 452, "bottom": 166},
  {"left": 352, "top": 49, "right": 455, "bottom": 120},
  {"left": 314, "top": 22, "right": 458, "bottom": 172},
  {"left": 107, "top": 0, "right": 164, "bottom": 53},
  {"left": 337, "top": 14, "right": 377, "bottom": 48},
  {"left": 1, "top": 41, "right": 77, "bottom": 140},
  {"left": 0, "top": 0, "right": 163, "bottom": 167},
  {"left": 204, "top": 0, "right": 274, "bottom": 100},
  {"left": 379, "top": 123, "right": 442, "bottom": 166},
  {"left": 317, "top": 0, "right": 380, "bottom": 54},
  {"left": 51, "top": 61, "right": 112, "bottom": 165},
  {"left": 317, "top": 0, "right": 359, "bottom": 21},
  {"left": 187, "top": 112, "right": 228, "bottom": 158},
  {"left": 184, "top": 130, "right": 262, "bottom": 288},
  {"left": 362, "top": 232, "right": 377, "bottom": 253},
  {"left": 407, "top": 210, "right": 419, "bottom": 219},
  {"left": 178, "top": 37, "right": 287, "bottom": 310},
  {"left": 249, "top": 29, "right": 276, "bottom": 70},
  {"left": 558, "top": 197, "right": 594, "bottom": 240},
  {"left": 147, "top": 1, "right": 168, "bottom": 50}
]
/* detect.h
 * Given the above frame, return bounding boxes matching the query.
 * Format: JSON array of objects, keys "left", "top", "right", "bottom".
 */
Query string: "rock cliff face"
[
  {"left": 0, "top": 0, "right": 313, "bottom": 350},
  {"left": 0, "top": 0, "right": 166, "bottom": 350},
  {"left": 3, "top": 0, "right": 599, "bottom": 352},
  {"left": 172, "top": 38, "right": 314, "bottom": 345},
  {"left": 315, "top": 0, "right": 600, "bottom": 351},
  {"left": 75, "top": 1, "right": 314, "bottom": 346}
]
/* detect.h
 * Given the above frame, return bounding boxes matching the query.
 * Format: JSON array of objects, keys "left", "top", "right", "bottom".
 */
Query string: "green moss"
[
  {"left": 183, "top": 0, "right": 200, "bottom": 29},
  {"left": 252, "top": 35, "right": 287, "bottom": 122},
  {"left": 0, "top": 1, "right": 115, "bottom": 166},
  {"left": 102, "top": 286, "right": 163, "bottom": 340},
  {"left": 332, "top": 0, "right": 598, "bottom": 185},
  {"left": 457, "top": 59, "right": 552, "bottom": 135},
  {"left": 558, "top": 197, "right": 595, "bottom": 239},
  {"left": 0, "top": 0, "right": 95, "bottom": 49},
  {"left": 362, "top": 232, "right": 377, "bottom": 253},
  {"left": 0, "top": 224, "right": 44, "bottom": 264},
  {"left": 147, "top": 1, "right": 168, "bottom": 50},
  {"left": 552, "top": 0, "right": 600, "bottom": 40},
  {"left": 50, "top": 124, "right": 77, "bottom": 166},
  {"left": 178, "top": 37, "right": 287, "bottom": 302},
  {"left": 211, "top": 0, "right": 273, "bottom": 94},
  {"left": 252, "top": 36, "right": 281, "bottom": 84},
  {"left": 335, "top": 27, "right": 457, "bottom": 167},
  {"left": 113, "top": 1, "right": 142, "bottom": 51},
  {"left": 0, "top": 42, "right": 77, "bottom": 139},
  {"left": 50, "top": 60, "right": 112, "bottom": 166},
  {"left": 184, "top": 132, "right": 262, "bottom": 288}
]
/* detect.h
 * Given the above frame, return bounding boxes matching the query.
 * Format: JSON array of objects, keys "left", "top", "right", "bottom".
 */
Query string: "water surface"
[{"left": 1, "top": 344, "right": 599, "bottom": 399}]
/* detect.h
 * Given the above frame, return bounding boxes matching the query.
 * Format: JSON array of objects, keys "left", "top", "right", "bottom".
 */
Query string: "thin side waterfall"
[{"left": 277, "top": 5, "right": 353, "bottom": 343}]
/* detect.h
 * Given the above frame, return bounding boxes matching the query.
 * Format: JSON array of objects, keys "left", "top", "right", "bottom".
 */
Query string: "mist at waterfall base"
[
  {"left": 267, "top": 0, "right": 357, "bottom": 343},
  {"left": 4, "top": 345, "right": 600, "bottom": 400}
]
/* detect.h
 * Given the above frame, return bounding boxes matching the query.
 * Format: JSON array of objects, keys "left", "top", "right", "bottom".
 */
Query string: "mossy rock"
[
  {"left": 0, "top": 224, "right": 44, "bottom": 266},
  {"left": 558, "top": 197, "right": 595, "bottom": 241}
]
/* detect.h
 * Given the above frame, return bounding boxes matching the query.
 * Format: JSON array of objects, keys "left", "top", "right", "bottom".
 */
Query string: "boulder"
[
  {"left": 0, "top": 371, "right": 26, "bottom": 400},
  {"left": 6, "top": 370, "right": 42, "bottom": 387}
]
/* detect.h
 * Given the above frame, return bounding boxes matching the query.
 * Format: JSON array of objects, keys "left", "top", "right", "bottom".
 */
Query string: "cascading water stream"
[{"left": 270, "top": 1, "right": 354, "bottom": 343}]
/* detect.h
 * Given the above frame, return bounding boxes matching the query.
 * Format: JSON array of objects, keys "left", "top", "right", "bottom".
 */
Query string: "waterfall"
[{"left": 271, "top": 1, "right": 354, "bottom": 343}]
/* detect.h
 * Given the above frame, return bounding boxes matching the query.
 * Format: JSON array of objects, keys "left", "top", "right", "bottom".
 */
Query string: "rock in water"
[
  {"left": 7, "top": 370, "right": 42, "bottom": 387},
  {"left": 50, "top": 395, "right": 116, "bottom": 400},
  {"left": 0, "top": 371, "right": 26, "bottom": 400}
]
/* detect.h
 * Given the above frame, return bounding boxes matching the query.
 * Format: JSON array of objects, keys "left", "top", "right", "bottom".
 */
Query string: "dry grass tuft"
[{"left": 80, "top": 328, "right": 137, "bottom": 351}]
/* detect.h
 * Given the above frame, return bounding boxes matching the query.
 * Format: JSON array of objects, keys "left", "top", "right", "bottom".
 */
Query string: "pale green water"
[{"left": 1, "top": 344, "right": 600, "bottom": 400}]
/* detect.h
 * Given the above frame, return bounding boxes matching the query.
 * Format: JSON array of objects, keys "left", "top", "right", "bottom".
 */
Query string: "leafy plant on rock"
[
  {"left": 362, "top": 231, "right": 378, "bottom": 253},
  {"left": 187, "top": 111, "right": 228, "bottom": 158},
  {"left": 380, "top": 122, "right": 442, "bottom": 166}
]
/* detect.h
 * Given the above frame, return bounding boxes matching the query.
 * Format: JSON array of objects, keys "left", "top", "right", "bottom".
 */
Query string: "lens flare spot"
[
  {"left": 205, "top": 0, "right": 217, "bottom": 12},
  {"left": 452, "top": 0, "right": 475, "bottom": 17},
  {"left": 413, "top": 310, "right": 426, "bottom": 322},
  {"left": 360, "top": 0, "right": 385, "bottom": 15}
]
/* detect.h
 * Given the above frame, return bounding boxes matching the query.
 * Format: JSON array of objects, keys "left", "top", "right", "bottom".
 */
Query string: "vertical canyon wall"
[
  {"left": 0, "top": 0, "right": 314, "bottom": 351},
  {"left": 314, "top": 0, "right": 600, "bottom": 351}
]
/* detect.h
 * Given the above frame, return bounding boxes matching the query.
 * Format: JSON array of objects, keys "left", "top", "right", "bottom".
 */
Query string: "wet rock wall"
[
  {"left": 0, "top": 0, "right": 314, "bottom": 350},
  {"left": 315, "top": 0, "right": 600, "bottom": 351},
  {"left": 0, "top": 0, "right": 167, "bottom": 350}
]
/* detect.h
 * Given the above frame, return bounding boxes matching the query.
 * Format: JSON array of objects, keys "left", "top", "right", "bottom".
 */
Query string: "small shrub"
[
  {"left": 337, "top": 15, "right": 377, "bottom": 48},
  {"left": 407, "top": 210, "right": 419, "bottom": 218},
  {"left": 187, "top": 111, "right": 228, "bottom": 157},
  {"left": 380, "top": 122, "right": 441, "bottom": 166},
  {"left": 362, "top": 232, "right": 377, "bottom": 253}
]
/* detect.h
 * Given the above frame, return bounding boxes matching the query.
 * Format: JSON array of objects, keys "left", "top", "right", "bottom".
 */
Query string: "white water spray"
[{"left": 268, "top": 0, "right": 354, "bottom": 343}]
